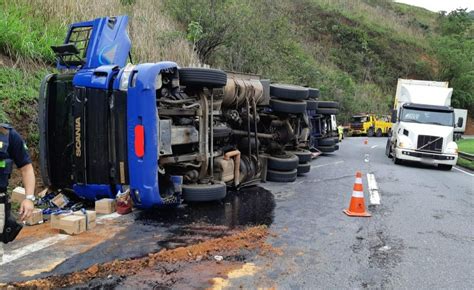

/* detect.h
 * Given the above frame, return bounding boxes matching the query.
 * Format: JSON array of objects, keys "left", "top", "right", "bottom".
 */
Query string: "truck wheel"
[
  {"left": 316, "top": 108, "right": 338, "bottom": 115},
  {"left": 438, "top": 164, "right": 452, "bottom": 170},
  {"left": 270, "top": 99, "right": 307, "bottom": 114},
  {"left": 318, "top": 138, "right": 336, "bottom": 146},
  {"left": 387, "top": 129, "right": 392, "bottom": 137},
  {"left": 179, "top": 68, "right": 227, "bottom": 88},
  {"left": 182, "top": 182, "right": 227, "bottom": 202},
  {"left": 385, "top": 138, "right": 392, "bottom": 158},
  {"left": 267, "top": 153, "right": 299, "bottom": 171},
  {"left": 306, "top": 99, "right": 318, "bottom": 110},
  {"left": 308, "top": 88, "right": 320, "bottom": 99},
  {"left": 270, "top": 84, "right": 309, "bottom": 100},
  {"left": 317, "top": 145, "right": 336, "bottom": 153},
  {"left": 392, "top": 154, "right": 402, "bottom": 165},
  {"left": 367, "top": 127, "right": 375, "bottom": 137},
  {"left": 288, "top": 149, "right": 312, "bottom": 163},
  {"left": 297, "top": 162, "right": 311, "bottom": 175},
  {"left": 316, "top": 101, "right": 338, "bottom": 108},
  {"left": 376, "top": 129, "right": 382, "bottom": 137},
  {"left": 266, "top": 169, "right": 298, "bottom": 182}
]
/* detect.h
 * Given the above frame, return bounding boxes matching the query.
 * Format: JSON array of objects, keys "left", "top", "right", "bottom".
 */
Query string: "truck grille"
[{"left": 417, "top": 135, "right": 443, "bottom": 153}]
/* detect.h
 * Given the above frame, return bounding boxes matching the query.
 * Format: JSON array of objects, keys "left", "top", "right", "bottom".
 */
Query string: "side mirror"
[
  {"left": 391, "top": 110, "right": 397, "bottom": 123},
  {"left": 457, "top": 117, "right": 463, "bottom": 128}
]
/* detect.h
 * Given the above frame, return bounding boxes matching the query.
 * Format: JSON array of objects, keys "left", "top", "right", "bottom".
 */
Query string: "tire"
[
  {"left": 182, "top": 182, "right": 227, "bottom": 202},
  {"left": 333, "top": 137, "right": 340, "bottom": 144},
  {"left": 334, "top": 144, "right": 340, "bottom": 150},
  {"left": 316, "top": 101, "right": 338, "bottom": 108},
  {"left": 385, "top": 138, "right": 392, "bottom": 158},
  {"left": 367, "top": 127, "right": 375, "bottom": 137},
  {"left": 270, "top": 99, "right": 307, "bottom": 114},
  {"left": 438, "top": 164, "right": 452, "bottom": 170},
  {"left": 316, "top": 108, "right": 338, "bottom": 115},
  {"left": 270, "top": 84, "right": 309, "bottom": 100},
  {"left": 288, "top": 150, "right": 312, "bottom": 163},
  {"left": 392, "top": 154, "right": 401, "bottom": 165},
  {"left": 306, "top": 99, "right": 318, "bottom": 110},
  {"left": 297, "top": 162, "right": 311, "bottom": 175},
  {"left": 376, "top": 129, "right": 383, "bottom": 137},
  {"left": 308, "top": 88, "right": 320, "bottom": 99},
  {"left": 267, "top": 153, "right": 299, "bottom": 171},
  {"left": 318, "top": 138, "right": 336, "bottom": 146},
  {"left": 179, "top": 68, "right": 227, "bottom": 88},
  {"left": 266, "top": 169, "right": 298, "bottom": 182},
  {"left": 317, "top": 145, "right": 336, "bottom": 153}
]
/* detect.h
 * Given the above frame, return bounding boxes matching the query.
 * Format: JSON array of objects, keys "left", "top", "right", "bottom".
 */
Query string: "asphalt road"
[{"left": 230, "top": 137, "right": 474, "bottom": 289}]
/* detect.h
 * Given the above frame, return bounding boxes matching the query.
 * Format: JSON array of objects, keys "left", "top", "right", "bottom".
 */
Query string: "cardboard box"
[
  {"left": 73, "top": 210, "right": 97, "bottom": 230},
  {"left": 95, "top": 198, "right": 116, "bottom": 214},
  {"left": 51, "top": 193, "right": 69, "bottom": 208},
  {"left": 25, "top": 209, "right": 43, "bottom": 226},
  {"left": 11, "top": 187, "right": 25, "bottom": 203},
  {"left": 50, "top": 213, "right": 71, "bottom": 229},
  {"left": 59, "top": 215, "right": 86, "bottom": 235}
]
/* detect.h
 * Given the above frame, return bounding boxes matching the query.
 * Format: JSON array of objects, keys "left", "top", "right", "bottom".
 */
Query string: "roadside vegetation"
[
  {"left": 0, "top": 0, "right": 472, "bottom": 145},
  {"left": 456, "top": 139, "right": 474, "bottom": 170}
]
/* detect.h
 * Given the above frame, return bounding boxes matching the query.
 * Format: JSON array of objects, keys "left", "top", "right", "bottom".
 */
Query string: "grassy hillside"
[{"left": 0, "top": 0, "right": 472, "bottom": 145}]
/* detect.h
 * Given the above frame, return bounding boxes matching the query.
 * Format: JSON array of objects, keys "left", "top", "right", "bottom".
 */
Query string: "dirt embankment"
[{"left": 11, "top": 226, "right": 275, "bottom": 288}]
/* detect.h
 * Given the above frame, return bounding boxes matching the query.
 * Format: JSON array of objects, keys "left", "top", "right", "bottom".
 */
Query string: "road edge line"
[{"left": 367, "top": 173, "right": 381, "bottom": 205}]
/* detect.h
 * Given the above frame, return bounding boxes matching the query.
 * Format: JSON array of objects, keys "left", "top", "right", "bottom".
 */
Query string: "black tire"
[
  {"left": 297, "top": 162, "right": 311, "bottom": 175},
  {"left": 317, "top": 145, "right": 336, "bottom": 153},
  {"left": 393, "top": 154, "right": 401, "bottom": 165},
  {"left": 270, "top": 84, "right": 309, "bottom": 100},
  {"left": 385, "top": 138, "right": 392, "bottom": 158},
  {"left": 316, "top": 108, "right": 338, "bottom": 115},
  {"left": 367, "top": 127, "right": 375, "bottom": 137},
  {"left": 182, "top": 182, "right": 227, "bottom": 202},
  {"left": 266, "top": 169, "right": 298, "bottom": 182},
  {"left": 376, "top": 128, "right": 383, "bottom": 137},
  {"left": 288, "top": 150, "right": 312, "bottom": 163},
  {"left": 270, "top": 99, "right": 307, "bottom": 114},
  {"left": 318, "top": 138, "right": 336, "bottom": 146},
  {"left": 267, "top": 153, "right": 299, "bottom": 171},
  {"left": 333, "top": 137, "right": 340, "bottom": 144},
  {"left": 335, "top": 144, "right": 340, "bottom": 150},
  {"left": 438, "top": 164, "right": 453, "bottom": 170},
  {"left": 316, "top": 101, "right": 338, "bottom": 108},
  {"left": 179, "top": 68, "right": 227, "bottom": 88},
  {"left": 308, "top": 88, "right": 320, "bottom": 99},
  {"left": 306, "top": 99, "right": 318, "bottom": 110}
]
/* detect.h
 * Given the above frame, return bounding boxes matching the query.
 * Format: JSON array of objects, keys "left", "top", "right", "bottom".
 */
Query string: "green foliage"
[
  {"left": 432, "top": 9, "right": 474, "bottom": 111},
  {"left": 186, "top": 21, "right": 203, "bottom": 45},
  {"left": 0, "top": 67, "right": 49, "bottom": 147},
  {"left": 0, "top": 1, "right": 65, "bottom": 62},
  {"left": 457, "top": 139, "right": 474, "bottom": 154}
]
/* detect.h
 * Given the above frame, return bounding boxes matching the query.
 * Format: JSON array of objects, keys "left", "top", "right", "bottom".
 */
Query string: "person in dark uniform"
[{"left": 1, "top": 122, "right": 36, "bottom": 262}]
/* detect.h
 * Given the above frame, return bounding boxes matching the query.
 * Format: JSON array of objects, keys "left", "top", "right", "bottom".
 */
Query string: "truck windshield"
[
  {"left": 351, "top": 116, "right": 367, "bottom": 123},
  {"left": 400, "top": 108, "right": 454, "bottom": 127}
]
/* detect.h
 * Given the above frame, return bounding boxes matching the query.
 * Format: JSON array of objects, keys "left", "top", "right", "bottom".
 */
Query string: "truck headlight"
[
  {"left": 446, "top": 142, "right": 458, "bottom": 154},
  {"left": 119, "top": 64, "right": 136, "bottom": 91},
  {"left": 398, "top": 136, "right": 412, "bottom": 149}
]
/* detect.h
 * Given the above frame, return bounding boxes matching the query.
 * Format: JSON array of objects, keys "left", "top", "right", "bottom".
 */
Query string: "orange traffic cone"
[
  {"left": 364, "top": 139, "right": 368, "bottom": 145},
  {"left": 343, "top": 171, "right": 371, "bottom": 217}
]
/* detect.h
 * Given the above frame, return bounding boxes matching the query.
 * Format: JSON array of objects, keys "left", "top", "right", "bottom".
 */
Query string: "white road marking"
[
  {"left": 367, "top": 173, "right": 381, "bottom": 205},
  {"left": 454, "top": 166, "right": 474, "bottom": 177},
  {"left": 371, "top": 145, "right": 378, "bottom": 149},
  {"left": 311, "top": 160, "right": 344, "bottom": 169},
  {"left": 1, "top": 235, "right": 69, "bottom": 265}
]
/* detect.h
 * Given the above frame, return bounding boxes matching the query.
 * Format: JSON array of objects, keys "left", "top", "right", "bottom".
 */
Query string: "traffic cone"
[
  {"left": 343, "top": 171, "right": 371, "bottom": 217},
  {"left": 364, "top": 139, "right": 368, "bottom": 145}
]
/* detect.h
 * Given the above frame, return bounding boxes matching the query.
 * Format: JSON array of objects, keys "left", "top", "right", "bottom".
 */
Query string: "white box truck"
[{"left": 385, "top": 79, "right": 463, "bottom": 170}]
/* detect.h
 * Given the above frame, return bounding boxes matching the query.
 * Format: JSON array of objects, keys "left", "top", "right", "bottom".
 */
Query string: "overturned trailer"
[{"left": 38, "top": 16, "right": 340, "bottom": 208}]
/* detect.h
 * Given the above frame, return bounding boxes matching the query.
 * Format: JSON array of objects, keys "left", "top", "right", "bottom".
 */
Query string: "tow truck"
[{"left": 349, "top": 114, "right": 392, "bottom": 137}]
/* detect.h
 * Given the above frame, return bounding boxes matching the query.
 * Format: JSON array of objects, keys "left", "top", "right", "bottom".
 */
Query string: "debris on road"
[
  {"left": 25, "top": 208, "right": 43, "bottom": 226},
  {"left": 11, "top": 186, "right": 26, "bottom": 203},
  {"left": 51, "top": 193, "right": 69, "bottom": 209},
  {"left": 95, "top": 198, "right": 116, "bottom": 214}
]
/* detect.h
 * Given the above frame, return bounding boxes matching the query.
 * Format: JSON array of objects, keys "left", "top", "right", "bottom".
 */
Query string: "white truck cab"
[{"left": 386, "top": 79, "right": 462, "bottom": 170}]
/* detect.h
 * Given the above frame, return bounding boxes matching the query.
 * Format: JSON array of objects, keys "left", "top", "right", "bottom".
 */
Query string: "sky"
[{"left": 395, "top": 0, "right": 474, "bottom": 12}]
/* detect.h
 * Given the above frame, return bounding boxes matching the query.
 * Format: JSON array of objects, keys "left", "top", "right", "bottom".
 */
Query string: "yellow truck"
[{"left": 349, "top": 114, "right": 392, "bottom": 137}]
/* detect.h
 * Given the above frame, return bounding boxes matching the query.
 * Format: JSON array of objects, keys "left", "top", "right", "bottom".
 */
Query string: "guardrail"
[{"left": 459, "top": 151, "right": 474, "bottom": 161}]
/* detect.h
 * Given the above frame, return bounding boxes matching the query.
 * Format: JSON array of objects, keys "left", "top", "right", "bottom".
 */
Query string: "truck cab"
[
  {"left": 386, "top": 79, "right": 461, "bottom": 170},
  {"left": 350, "top": 114, "right": 391, "bottom": 137}
]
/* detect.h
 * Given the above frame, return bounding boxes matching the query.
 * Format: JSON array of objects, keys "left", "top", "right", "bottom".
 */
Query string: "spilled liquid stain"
[
  {"left": 22, "top": 186, "right": 275, "bottom": 281},
  {"left": 137, "top": 186, "right": 275, "bottom": 228}
]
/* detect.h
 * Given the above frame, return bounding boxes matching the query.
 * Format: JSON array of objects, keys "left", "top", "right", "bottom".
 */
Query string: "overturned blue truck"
[{"left": 38, "top": 16, "right": 340, "bottom": 208}]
